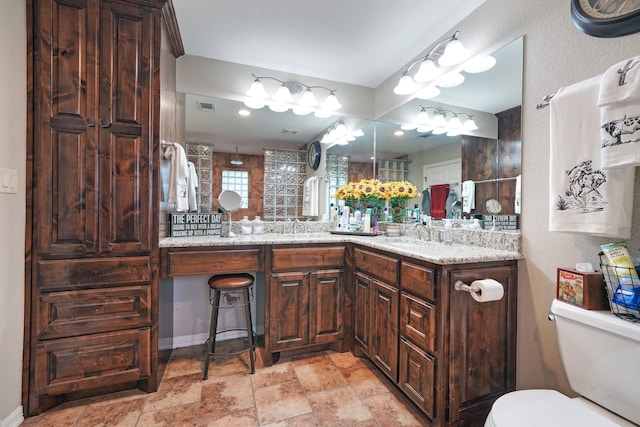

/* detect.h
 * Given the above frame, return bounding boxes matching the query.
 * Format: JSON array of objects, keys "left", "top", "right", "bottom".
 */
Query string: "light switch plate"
[{"left": 0, "top": 167, "right": 18, "bottom": 194}]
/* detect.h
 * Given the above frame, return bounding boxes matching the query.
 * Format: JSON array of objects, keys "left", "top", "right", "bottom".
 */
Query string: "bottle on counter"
[
  {"left": 412, "top": 204, "right": 420, "bottom": 223},
  {"left": 253, "top": 216, "right": 264, "bottom": 234},
  {"left": 443, "top": 219, "right": 453, "bottom": 245},
  {"left": 240, "top": 216, "right": 253, "bottom": 235}
]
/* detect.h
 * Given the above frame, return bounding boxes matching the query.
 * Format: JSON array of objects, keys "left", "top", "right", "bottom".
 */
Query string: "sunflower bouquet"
[{"left": 334, "top": 178, "right": 419, "bottom": 202}]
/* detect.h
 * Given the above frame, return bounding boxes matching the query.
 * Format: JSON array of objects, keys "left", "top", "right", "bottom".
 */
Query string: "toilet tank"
[{"left": 551, "top": 299, "right": 640, "bottom": 425}]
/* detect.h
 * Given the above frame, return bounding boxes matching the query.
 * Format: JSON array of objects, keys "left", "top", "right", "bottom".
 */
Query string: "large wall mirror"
[{"left": 174, "top": 37, "right": 522, "bottom": 224}]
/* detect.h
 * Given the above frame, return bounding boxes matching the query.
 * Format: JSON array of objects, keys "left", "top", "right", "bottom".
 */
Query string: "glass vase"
[{"left": 390, "top": 198, "right": 406, "bottom": 223}]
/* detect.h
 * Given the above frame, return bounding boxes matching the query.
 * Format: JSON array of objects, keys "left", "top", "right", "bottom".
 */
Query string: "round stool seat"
[{"left": 208, "top": 273, "right": 254, "bottom": 290}]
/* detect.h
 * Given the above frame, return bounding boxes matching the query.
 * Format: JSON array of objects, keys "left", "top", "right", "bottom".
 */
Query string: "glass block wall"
[
  {"left": 326, "top": 153, "right": 349, "bottom": 210},
  {"left": 221, "top": 170, "right": 249, "bottom": 208},
  {"left": 263, "top": 148, "right": 306, "bottom": 221},
  {"left": 186, "top": 142, "right": 213, "bottom": 212},
  {"left": 377, "top": 158, "right": 412, "bottom": 182}
]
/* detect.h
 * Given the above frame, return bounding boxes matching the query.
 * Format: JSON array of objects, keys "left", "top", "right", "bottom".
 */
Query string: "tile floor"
[{"left": 22, "top": 344, "right": 428, "bottom": 426}]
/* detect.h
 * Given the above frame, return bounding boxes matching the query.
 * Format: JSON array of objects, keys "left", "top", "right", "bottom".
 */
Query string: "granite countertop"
[{"left": 159, "top": 232, "right": 522, "bottom": 265}]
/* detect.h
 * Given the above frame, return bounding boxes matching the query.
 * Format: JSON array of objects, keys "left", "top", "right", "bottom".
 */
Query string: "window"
[{"left": 222, "top": 170, "right": 249, "bottom": 208}]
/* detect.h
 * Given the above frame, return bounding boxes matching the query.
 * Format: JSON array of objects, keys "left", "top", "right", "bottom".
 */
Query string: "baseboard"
[
  {"left": 172, "top": 326, "right": 264, "bottom": 350},
  {"left": 1, "top": 406, "right": 23, "bottom": 427}
]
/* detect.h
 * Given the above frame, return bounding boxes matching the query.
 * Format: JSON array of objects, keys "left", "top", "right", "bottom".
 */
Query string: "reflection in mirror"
[{"left": 372, "top": 37, "right": 523, "bottom": 226}]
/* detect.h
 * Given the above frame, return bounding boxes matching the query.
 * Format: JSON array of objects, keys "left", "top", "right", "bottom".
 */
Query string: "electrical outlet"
[{"left": 0, "top": 167, "right": 18, "bottom": 194}]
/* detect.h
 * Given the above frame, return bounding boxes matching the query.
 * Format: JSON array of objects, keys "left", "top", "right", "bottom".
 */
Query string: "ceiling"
[{"left": 171, "top": 0, "right": 487, "bottom": 89}]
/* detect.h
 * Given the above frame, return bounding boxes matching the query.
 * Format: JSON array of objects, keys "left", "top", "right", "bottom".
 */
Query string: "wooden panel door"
[
  {"left": 447, "top": 264, "right": 517, "bottom": 424},
  {"left": 98, "top": 0, "right": 156, "bottom": 255},
  {"left": 399, "top": 337, "right": 436, "bottom": 420},
  {"left": 370, "top": 278, "right": 399, "bottom": 382},
  {"left": 34, "top": 0, "right": 100, "bottom": 257},
  {"left": 309, "top": 269, "right": 343, "bottom": 344},
  {"left": 270, "top": 272, "right": 309, "bottom": 351},
  {"left": 354, "top": 272, "right": 372, "bottom": 353}
]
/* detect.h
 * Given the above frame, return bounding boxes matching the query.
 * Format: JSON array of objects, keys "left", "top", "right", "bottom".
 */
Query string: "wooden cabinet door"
[
  {"left": 34, "top": 0, "right": 100, "bottom": 257},
  {"left": 270, "top": 272, "right": 309, "bottom": 351},
  {"left": 370, "top": 278, "right": 399, "bottom": 382},
  {"left": 98, "top": 0, "right": 156, "bottom": 255},
  {"left": 447, "top": 264, "right": 517, "bottom": 424},
  {"left": 309, "top": 269, "right": 343, "bottom": 344},
  {"left": 354, "top": 272, "right": 372, "bottom": 353},
  {"left": 399, "top": 337, "right": 435, "bottom": 420}
]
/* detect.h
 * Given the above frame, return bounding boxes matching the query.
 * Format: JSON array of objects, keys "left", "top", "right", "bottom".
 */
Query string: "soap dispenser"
[
  {"left": 240, "top": 216, "right": 253, "bottom": 235},
  {"left": 253, "top": 216, "right": 264, "bottom": 234},
  {"left": 443, "top": 219, "right": 453, "bottom": 245}
]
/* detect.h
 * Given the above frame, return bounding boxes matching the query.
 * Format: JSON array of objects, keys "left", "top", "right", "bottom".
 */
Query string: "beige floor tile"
[
  {"left": 250, "top": 361, "right": 298, "bottom": 390},
  {"left": 144, "top": 373, "right": 203, "bottom": 413},
  {"left": 364, "top": 393, "right": 426, "bottom": 427},
  {"left": 306, "top": 385, "right": 374, "bottom": 426},
  {"left": 328, "top": 351, "right": 370, "bottom": 372},
  {"left": 294, "top": 358, "right": 348, "bottom": 392},
  {"left": 343, "top": 366, "right": 391, "bottom": 399},
  {"left": 164, "top": 347, "right": 205, "bottom": 379},
  {"left": 75, "top": 396, "right": 146, "bottom": 427},
  {"left": 136, "top": 402, "right": 200, "bottom": 427},
  {"left": 200, "top": 373, "right": 254, "bottom": 417},
  {"left": 261, "top": 412, "right": 320, "bottom": 426},
  {"left": 21, "top": 405, "right": 86, "bottom": 427},
  {"left": 199, "top": 407, "right": 259, "bottom": 427},
  {"left": 253, "top": 380, "right": 312, "bottom": 424}
]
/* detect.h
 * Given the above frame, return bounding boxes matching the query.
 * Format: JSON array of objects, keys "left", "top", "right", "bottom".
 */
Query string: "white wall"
[{"left": 0, "top": 0, "right": 26, "bottom": 424}]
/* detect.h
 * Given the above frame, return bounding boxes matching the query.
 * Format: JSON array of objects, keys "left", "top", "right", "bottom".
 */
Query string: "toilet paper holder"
[{"left": 454, "top": 280, "right": 481, "bottom": 294}]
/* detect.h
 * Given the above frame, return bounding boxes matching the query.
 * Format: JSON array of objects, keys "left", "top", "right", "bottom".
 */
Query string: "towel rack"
[{"left": 536, "top": 93, "right": 556, "bottom": 110}]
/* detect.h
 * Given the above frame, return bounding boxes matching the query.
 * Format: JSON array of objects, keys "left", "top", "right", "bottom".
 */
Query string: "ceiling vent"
[
  {"left": 281, "top": 128, "right": 300, "bottom": 135},
  {"left": 198, "top": 101, "right": 215, "bottom": 112}
]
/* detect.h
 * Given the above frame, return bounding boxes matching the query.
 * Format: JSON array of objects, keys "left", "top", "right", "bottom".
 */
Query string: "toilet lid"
[{"left": 487, "top": 390, "right": 622, "bottom": 427}]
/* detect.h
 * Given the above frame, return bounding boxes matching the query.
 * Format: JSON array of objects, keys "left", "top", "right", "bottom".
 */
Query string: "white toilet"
[{"left": 485, "top": 299, "right": 640, "bottom": 427}]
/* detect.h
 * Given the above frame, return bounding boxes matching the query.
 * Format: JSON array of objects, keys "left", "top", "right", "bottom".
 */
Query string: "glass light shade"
[
  {"left": 352, "top": 129, "right": 365, "bottom": 137},
  {"left": 431, "top": 127, "right": 448, "bottom": 134},
  {"left": 464, "top": 55, "right": 496, "bottom": 73},
  {"left": 273, "top": 85, "right": 294, "bottom": 103},
  {"left": 336, "top": 138, "right": 349, "bottom": 145},
  {"left": 298, "top": 88, "right": 318, "bottom": 107},
  {"left": 462, "top": 117, "right": 478, "bottom": 131},
  {"left": 446, "top": 129, "right": 462, "bottom": 136},
  {"left": 438, "top": 38, "right": 470, "bottom": 66},
  {"left": 393, "top": 74, "right": 417, "bottom": 95},
  {"left": 416, "top": 86, "right": 441, "bottom": 100},
  {"left": 413, "top": 59, "right": 442, "bottom": 83},
  {"left": 244, "top": 99, "right": 265, "bottom": 109},
  {"left": 346, "top": 135, "right": 357, "bottom": 141},
  {"left": 417, "top": 125, "right": 433, "bottom": 133},
  {"left": 320, "top": 133, "right": 332, "bottom": 143},
  {"left": 437, "top": 72, "right": 465, "bottom": 88},
  {"left": 268, "top": 103, "right": 289, "bottom": 113},
  {"left": 432, "top": 112, "right": 447, "bottom": 128},
  {"left": 292, "top": 107, "right": 311, "bottom": 116},
  {"left": 322, "top": 93, "right": 342, "bottom": 110},
  {"left": 246, "top": 79, "right": 268, "bottom": 98},
  {"left": 447, "top": 116, "right": 462, "bottom": 129},
  {"left": 416, "top": 110, "right": 430, "bottom": 124},
  {"left": 335, "top": 122, "right": 347, "bottom": 135},
  {"left": 314, "top": 110, "right": 334, "bottom": 118},
  {"left": 401, "top": 123, "right": 418, "bottom": 130}
]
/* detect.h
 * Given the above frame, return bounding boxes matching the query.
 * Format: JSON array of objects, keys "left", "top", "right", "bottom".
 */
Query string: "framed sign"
[{"left": 170, "top": 213, "right": 222, "bottom": 237}]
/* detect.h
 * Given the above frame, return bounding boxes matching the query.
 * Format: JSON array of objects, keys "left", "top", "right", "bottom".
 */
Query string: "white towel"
[
  {"left": 302, "top": 176, "right": 319, "bottom": 216},
  {"left": 461, "top": 180, "right": 475, "bottom": 213},
  {"left": 187, "top": 161, "right": 198, "bottom": 212},
  {"left": 599, "top": 56, "right": 640, "bottom": 168},
  {"left": 514, "top": 175, "right": 521, "bottom": 214},
  {"left": 549, "top": 76, "right": 634, "bottom": 238},
  {"left": 164, "top": 143, "right": 189, "bottom": 212}
]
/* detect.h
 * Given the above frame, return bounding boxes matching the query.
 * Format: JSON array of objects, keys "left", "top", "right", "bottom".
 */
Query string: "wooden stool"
[{"left": 203, "top": 273, "right": 256, "bottom": 379}]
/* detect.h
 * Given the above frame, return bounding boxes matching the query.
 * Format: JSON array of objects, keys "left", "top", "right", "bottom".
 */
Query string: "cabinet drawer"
[
  {"left": 35, "top": 328, "right": 150, "bottom": 396},
  {"left": 400, "top": 292, "right": 436, "bottom": 353},
  {"left": 166, "top": 249, "right": 262, "bottom": 276},
  {"left": 38, "top": 257, "right": 150, "bottom": 291},
  {"left": 37, "top": 285, "right": 151, "bottom": 339},
  {"left": 271, "top": 246, "right": 345, "bottom": 272},
  {"left": 401, "top": 262, "right": 435, "bottom": 301},
  {"left": 399, "top": 337, "right": 435, "bottom": 419},
  {"left": 354, "top": 248, "right": 398, "bottom": 285}
]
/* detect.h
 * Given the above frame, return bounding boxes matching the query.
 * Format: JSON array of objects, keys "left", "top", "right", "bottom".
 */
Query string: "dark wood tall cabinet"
[{"left": 25, "top": 0, "right": 165, "bottom": 415}]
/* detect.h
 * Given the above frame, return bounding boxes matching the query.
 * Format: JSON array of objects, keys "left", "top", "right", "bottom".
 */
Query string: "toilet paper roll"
[{"left": 471, "top": 279, "right": 504, "bottom": 302}]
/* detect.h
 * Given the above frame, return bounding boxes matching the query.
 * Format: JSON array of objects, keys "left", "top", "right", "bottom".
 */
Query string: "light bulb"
[
  {"left": 298, "top": 88, "right": 318, "bottom": 107},
  {"left": 464, "top": 55, "right": 496, "bottom": 73},
  {"left": 413, "top": 59, "right": 441, "bottom": 83},
  {"left": 352, "top": 129, "right": 365, "bottom": 137},
  {"left": 438, "top": 38, "right": 470, "bottom": 66},
  {"left": 416, "top": 110, "right": 430, "bottom": 124},
  {"left": 393, "top": 74, "right": 417, "bottom": 95},
  {"left": 268, "top": 103, "right": 289, "bottom": 113},
  {"left": 292, "top": 107, "right": 311, "bottom": 116},
  {"left": 246, "top": 78, "right": 268, "bottom": 98},
  {"left": 462, "top": 117, "right": 478, "bottom": 131},
  {"left": 437, "top": 72, "right": 465, "bottom": 88},
  {"left": 432, "top": 112, "right": 447, "bottom": 128},
  {"left": 416, "top": 86, "right": 440, "bottom": 100},
  {"left": 322, "top": 93, "right": 342, "bottom": 110},
  {"left": 244, "top": 99, "right": 265, "bottom": 109},
  {"left": 448, "top": 116, "right": 462, "bottom": 129},
  {"left": 273, "top": 84, "right": 293, "bottom": 103},
  {"left": 335, "top": 122, "right": 347, "bottom": 135}
]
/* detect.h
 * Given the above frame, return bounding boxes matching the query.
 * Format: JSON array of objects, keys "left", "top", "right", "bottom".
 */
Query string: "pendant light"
[{"left": 231, "top": 146, "right": 243, "bottom": 166}]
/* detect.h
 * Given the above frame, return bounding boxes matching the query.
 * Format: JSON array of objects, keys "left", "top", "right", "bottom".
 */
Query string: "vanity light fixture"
[
  {"left": 320, "top": 121, "right": 364, "bottom": 146},
  {"left": 245, "top": 74, "right": 341, "bottom": 116},
  {"left": 404, "top": 106, "right": 478, "bottom": 137}
]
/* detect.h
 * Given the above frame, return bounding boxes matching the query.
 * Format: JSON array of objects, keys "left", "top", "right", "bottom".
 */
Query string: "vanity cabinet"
[
  {"left": 26, "top": 0, "right": 165, "bottom": 415},
  {"left": 266, "top": 245, "right": 346, "bottom": 364},
  {"left": 352, "top": 246, "right": 517, "bottom": 426}
]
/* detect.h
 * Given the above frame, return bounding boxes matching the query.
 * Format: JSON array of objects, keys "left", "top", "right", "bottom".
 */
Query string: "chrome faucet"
[
  {"left": 293, "top": 219, "right": 300, "bottom": 234},
  {"left": 413, "top": 222, "right": 431, "bottom": 241}
]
